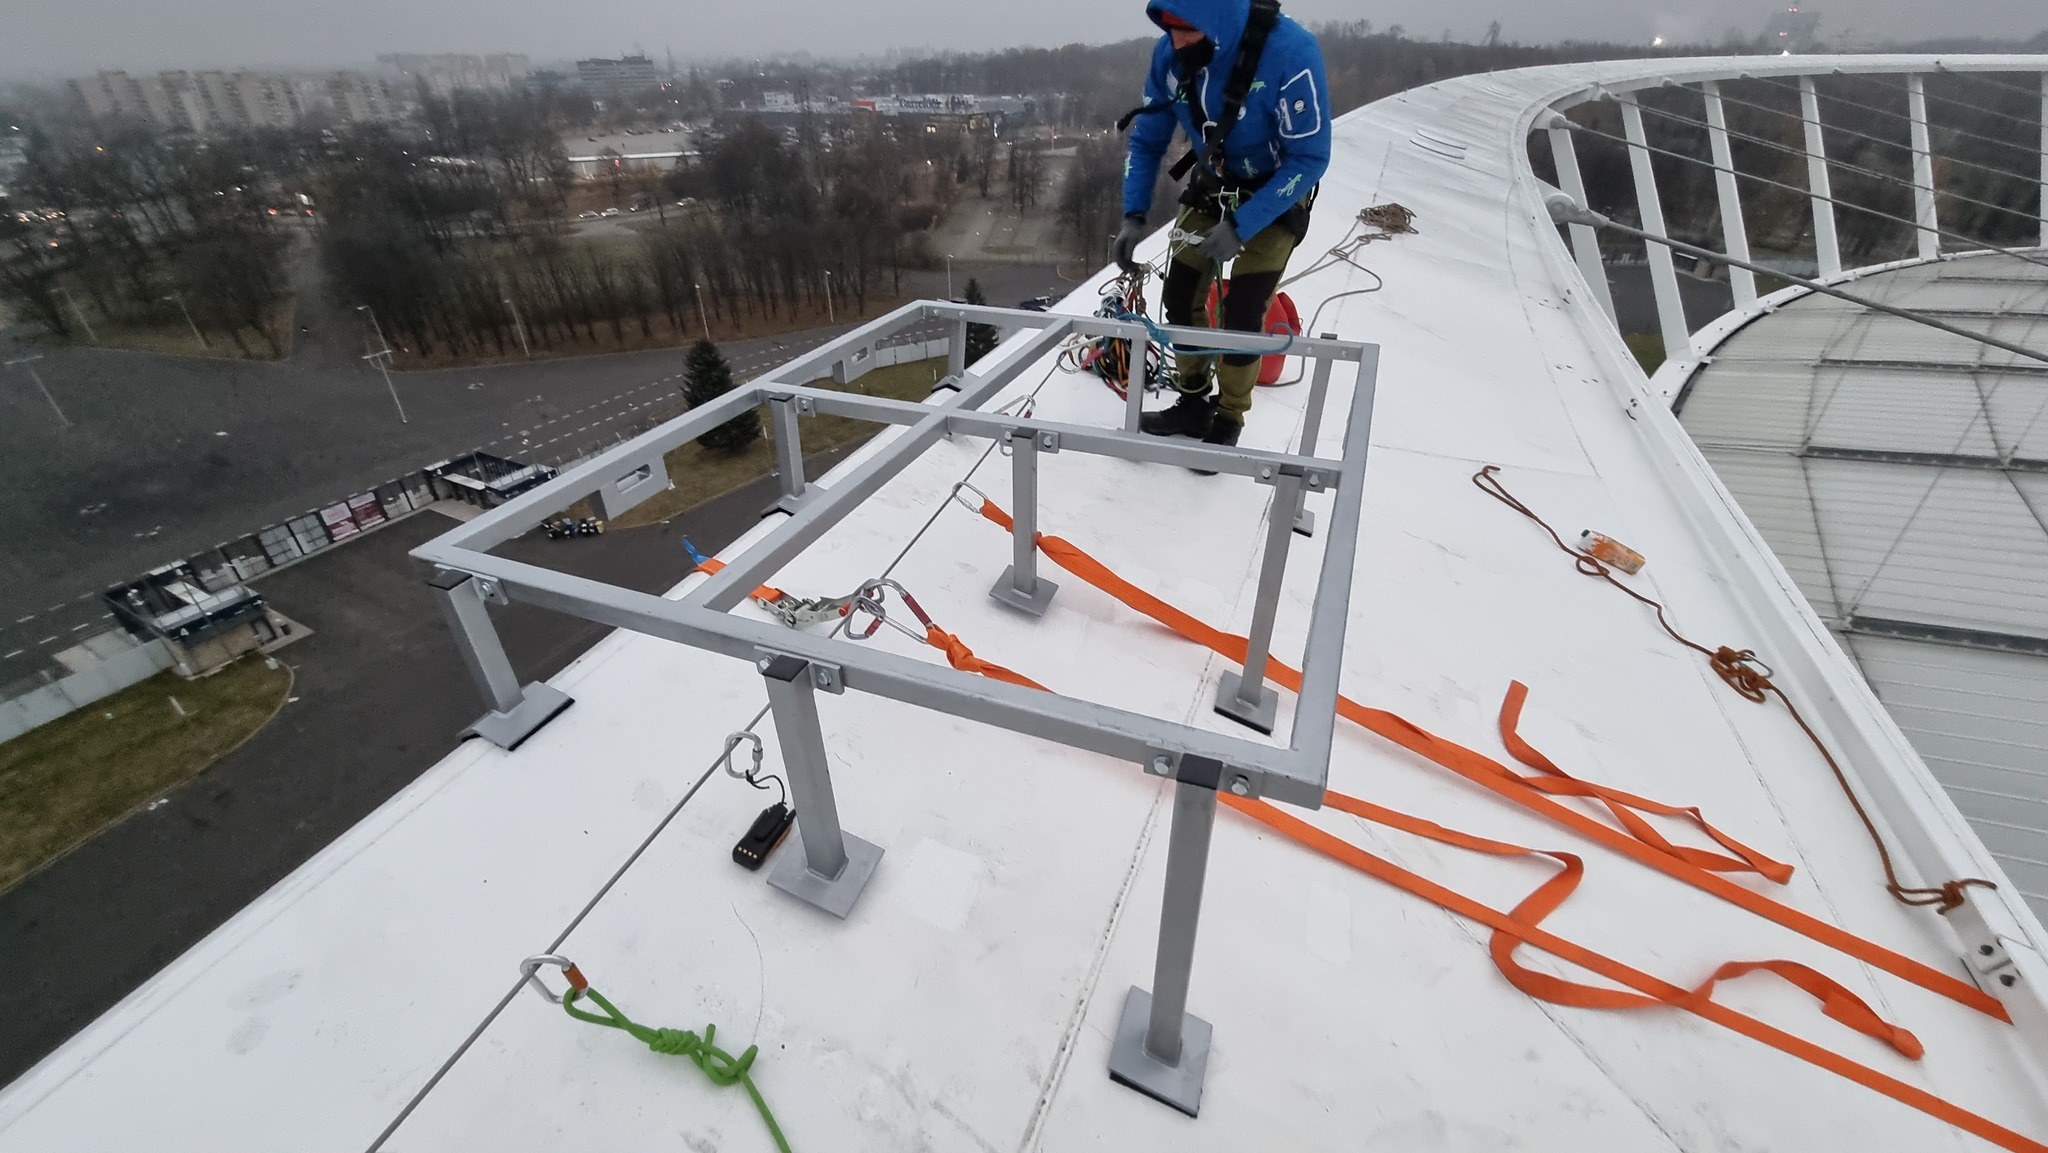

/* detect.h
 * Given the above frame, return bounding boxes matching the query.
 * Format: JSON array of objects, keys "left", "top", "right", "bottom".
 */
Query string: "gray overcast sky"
[{"left": 4, "top": 0, "right": 2043, "bottom": 81}]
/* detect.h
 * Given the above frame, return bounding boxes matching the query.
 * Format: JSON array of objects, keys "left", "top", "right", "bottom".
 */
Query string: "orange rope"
[
  {"left": 1472, "top": 465, "right": 1998, "bottom": 914},
  {"left": 930, "top": 501, "right": 2044, "bottom": 1152},
  {"left": 973, "top": 497, "right": 2004, "bottom": 1020}
]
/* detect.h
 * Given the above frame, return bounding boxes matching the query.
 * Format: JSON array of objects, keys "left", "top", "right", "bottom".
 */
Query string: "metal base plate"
[
  {"left": 463, "top": 684, "right": 573, "bottom": 751},
  {"left": 988, "top": 568, "right": 1058, "bottom": 617},
  {"left": 766, "top": 832, "right": 883, "bottom": 919},
  {"left": 1293, "top": 507, "right": 1316, "bottom": 537},
  {"left": 1106, "top": 985, "right": 1212, "bottom": 1117},
  {"left": 1214, "top": 671, "right": 1278, "bottom": 735},
  {"left": 765, "top": 491, "right": 809, "bottom": 517}
]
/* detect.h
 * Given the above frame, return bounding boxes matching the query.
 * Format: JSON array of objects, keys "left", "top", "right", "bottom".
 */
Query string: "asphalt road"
[
  {"left": 0, "top": 440, "right": 872, "bottom": 1086},
  {"left": 0, "top": 249, "right": 1070, "bottom": 686}
]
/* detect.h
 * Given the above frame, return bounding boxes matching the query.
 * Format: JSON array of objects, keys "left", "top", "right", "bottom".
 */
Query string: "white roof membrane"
[{"left": 8, "top": 55, "right": 2048, "bottom": 1153}]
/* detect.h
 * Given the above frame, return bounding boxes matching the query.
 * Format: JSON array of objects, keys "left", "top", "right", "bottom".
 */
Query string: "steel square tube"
[
  {"left": 758, "top": 387, "right": 1346, "bottom": 482},
  {"left": 687, "top": 324, "right": 1077, "bottom": 614},
  {"left": 919, "top": 302, "right": 1366, "bottom": 361},
  {"left": 1284, "top": 348, "right": 1379, "bottom": 766}
]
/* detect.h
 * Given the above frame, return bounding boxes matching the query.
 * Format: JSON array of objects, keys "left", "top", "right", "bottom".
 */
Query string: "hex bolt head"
[
  {"left": 757, "top": 658, "right": 773, "bottom": 672},
  {"left": 1150, "top": 756, "right": 1172, "bottom": 776},
  {"left": 1229, "top": 777, "right": 1251, "bottom": 797},
  {"left": 1981, "top": 944, "right": 1997, "bottom": 956},
  {"left": 2002, "top": 973, "right": 2019, "bottom": 987}
]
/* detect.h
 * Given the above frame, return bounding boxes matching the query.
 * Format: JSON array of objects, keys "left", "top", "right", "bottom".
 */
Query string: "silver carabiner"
[
  {"left": 949, "top": 480, "right": 990, "bottom": 516},
  {"left": 719, "top": 730, "right": 765, "bottom": 782},
  {"left": 520, "top": 954, "right": 586, "bottom": 1004}
]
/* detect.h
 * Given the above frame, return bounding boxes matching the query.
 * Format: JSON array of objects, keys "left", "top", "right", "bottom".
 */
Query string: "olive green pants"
[{"left": 1161, "top": 203, "right": 1305, "bottom": 421}]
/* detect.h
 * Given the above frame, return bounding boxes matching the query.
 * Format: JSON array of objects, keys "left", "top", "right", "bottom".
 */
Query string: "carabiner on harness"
[{"left": 718, "top": 730, "right": 766, "bottom": 784}]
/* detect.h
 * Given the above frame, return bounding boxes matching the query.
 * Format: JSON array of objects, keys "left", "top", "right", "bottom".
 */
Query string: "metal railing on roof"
[{"left": 412, "top": 299, "right": 1377, "bottom": 1115}]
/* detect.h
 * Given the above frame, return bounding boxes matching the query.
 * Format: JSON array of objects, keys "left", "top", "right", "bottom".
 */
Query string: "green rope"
[{"left": 563, "top": 986, "right": 792, "bottom": 1153}]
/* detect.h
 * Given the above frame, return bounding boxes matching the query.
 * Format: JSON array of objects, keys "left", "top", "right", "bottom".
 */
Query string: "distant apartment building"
[
  {"left": 377, "top": 53, "right": 530, "bottom": 97},
  {"left": 71, "top": 69, "right": 304, "bottom": 133},
  {"left": 328, "top": 72, "right": 400, "bottom": 123},
  {"left": 575, "top": 55, "right": 660, "bottom": 95}
]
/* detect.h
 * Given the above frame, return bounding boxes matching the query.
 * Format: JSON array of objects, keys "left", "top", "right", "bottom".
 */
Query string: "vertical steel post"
[
  {"left": 1619, "top": 98, "right": 1696, "bottom": 363},
  {"left": 1799, "top": 76, "right": 1843, "bottom": 279},
  {"left": 948, "top": 317, "right": 969, "bottom": 382},
  {"left": 759, "top": 654, "right": 882, "bottom": 917},
  {"left": 1702, "top": 82, "right": 1760, "bottom": 310},
  {"left": 1123, "top": 331, "right": 1151, "bottom": 432},
  {"left": 989, "top": 428, "right": 1058, "bottom": 616},
  {"left": 1907, "top": 76, "right": 1941, "bottom": 262},
  {"left": 769, "top": 396, "right": 807, "bottom": 514},
  {"left": 1546, "top": 116, "right": 1619, "bottom": 324},
  {"left": 1215, "top": 468, "right": 1305, "bottom": 735},
  {"left": 429, "top": 569, "right": 571, "bottom": 749},
  {"left": 2039, "top": 72, "right": 2048, "bottom": 248},
  {"left": 1108, "top": 757, "right": 1223, "bottom": 1116},
  {"left": 1291, "top": 346, "right": 1336, "bottom": 537}
]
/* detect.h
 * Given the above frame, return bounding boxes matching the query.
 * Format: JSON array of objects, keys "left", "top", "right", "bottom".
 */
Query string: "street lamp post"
[
  {"left": 694, "top": 282, "right": 712, "bottom": 339},
  {"left": 945, "top": 254, "right": 955, "bottom": 301},
  {"left": 364, "top": 348, "right": 408, "bottom": 424},
  {"left": 504, "top": 295, "right": 532, "bottom": 358},
  {"left": 53, "top": 287, "right": 97, "bottom": 344},
  {"left": 823, "top": 269, "right": 835, "bottom": 325},
  {"left": 3, "top": 355, "right": 68, "bottom": 427},
  {"left": 355, "top": 304, "right": 388, "bottom": 356},
  {"left": 164, "top": 292, "right": 208, "bottom": 350}
]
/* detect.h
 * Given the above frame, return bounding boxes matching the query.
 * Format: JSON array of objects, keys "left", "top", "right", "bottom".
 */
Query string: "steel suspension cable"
[
  {"left": 1628, "top": 97, "right": 2045, "bottom": 231},
  {"left": 1934, "top": 64, "right": 2048, "bottom": 107},
  {"left": 1678, "top": 82, "right": 2047, "bottom": 205},
  {"left": 1567, "top": 118, "right": 2048, "bottom": 278},
  {"left": 1746, "top": 74, "right": 2039, "bottom": 161},
  {"left": 1870, "top": 70, "right": 2044, "bottom": 129}
]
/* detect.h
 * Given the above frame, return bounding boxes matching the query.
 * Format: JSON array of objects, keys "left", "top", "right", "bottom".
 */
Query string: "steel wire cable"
[
  {"left": 1686, "top": 80, "right": 2041, "bottom": 192},
  {"left": 365, "top": 356, "right": 1070, "bottom": 1152},
  {"left": 1566, "top": 118, "right": 2048, "bottom": 278},
  {"left": 1747, "top": 73, "right": 2040, "bottom": 161},
  {"left": 1873, "top": 69, "right": 2044, "bottom": 129},
  {"left": 1934, "top": 65, "right": 2048, "bottom": 107}
]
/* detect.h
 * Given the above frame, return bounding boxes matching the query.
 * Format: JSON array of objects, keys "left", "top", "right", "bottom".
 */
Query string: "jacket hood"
[{"left": 1146, "top": 0, "right": 1250, "bottom": 51}]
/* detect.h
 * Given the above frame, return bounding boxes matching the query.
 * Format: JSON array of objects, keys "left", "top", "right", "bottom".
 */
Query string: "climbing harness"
[
  {"left": 1470, "top": 464, "right": 2000, "bottom": 915},
  {"left": 520, "top": 956, "right": 792, "bottom": 1153}
]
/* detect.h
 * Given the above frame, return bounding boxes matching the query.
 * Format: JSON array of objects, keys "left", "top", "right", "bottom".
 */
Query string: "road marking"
[
  {"left": 14, "top": 615, "right": 33, "bottom": 624},
  {"left": 71, "top": 622, "right": 91, "bottom": 631},
  {"left": 2, "top": 650, "right": 21, "bottom": 659},
  {"left": 75, "top": 591, "right": 92, "bottom": 600},
  {"left": 37, "top": 636, "right": 58, "bottom": 646}
]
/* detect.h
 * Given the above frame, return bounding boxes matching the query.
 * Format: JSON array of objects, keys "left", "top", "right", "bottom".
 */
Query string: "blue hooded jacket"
[{"left": 1121, "top": 0, "right": 1332, "bottom": 241}]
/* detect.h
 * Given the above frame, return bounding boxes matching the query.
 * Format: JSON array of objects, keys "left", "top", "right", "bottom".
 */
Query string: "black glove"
[
  {"left": 1192, "top": 220, "right": 1243, "bottom": 265},
  {"left": 1110, "top": 214, "right": 1147, "bottom": 273}
]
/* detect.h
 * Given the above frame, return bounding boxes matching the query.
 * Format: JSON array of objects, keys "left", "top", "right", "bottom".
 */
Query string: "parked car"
[
  {"left": 578, "top": 210, "right": 600, "bottom": 219},
  {"left": 600, "top": 207, "right": 622, "bottom": 218},
  {"left": 1018, "top": 295, "right": 1054, "bottom": 312}
]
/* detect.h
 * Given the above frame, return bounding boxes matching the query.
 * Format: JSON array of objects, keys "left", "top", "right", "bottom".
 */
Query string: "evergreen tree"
[
  {"left": 682, "top": 338, "right": 761, "bottom": 451},
  {"left": 963, "top": 278, "right": 997, "bottom": 366}
]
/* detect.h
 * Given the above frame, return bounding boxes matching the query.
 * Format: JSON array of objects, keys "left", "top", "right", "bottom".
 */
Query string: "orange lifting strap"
[{"left": 947, "top": 498, "right": 2041, "bottom": 1153}]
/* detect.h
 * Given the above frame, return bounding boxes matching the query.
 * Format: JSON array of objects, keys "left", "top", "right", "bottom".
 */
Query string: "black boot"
[
  {"left": 1139, "top": 391, "right": 1214, "bottom": 438},
  {"left": 1189, "top": 414, "right": 1242, "bottom": 475}
]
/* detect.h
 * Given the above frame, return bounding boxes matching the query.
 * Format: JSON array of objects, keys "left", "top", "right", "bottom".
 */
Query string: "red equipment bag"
[{"left": 1205, "top": 282, "right": 1301, "bottom": 385}]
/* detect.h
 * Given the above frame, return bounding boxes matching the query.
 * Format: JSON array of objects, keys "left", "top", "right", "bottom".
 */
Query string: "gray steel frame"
[{"left": 412, "top": 301, "right": 1376, "bottom": 1112}]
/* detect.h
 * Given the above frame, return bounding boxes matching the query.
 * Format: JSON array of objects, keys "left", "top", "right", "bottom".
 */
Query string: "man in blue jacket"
[{"left": 1112, "top": 0, "right": 1331, "bottom": 448}]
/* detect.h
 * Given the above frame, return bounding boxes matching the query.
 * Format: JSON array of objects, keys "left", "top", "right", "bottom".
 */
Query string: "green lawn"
[
  {"left": 0, "top": 658, "right": 293, "bottom": 893},
  {"left": 1623, "top": 332, "right": 1667, "bottom": 375},
  {"left": 608, "top": 357, "right": 948, "bottom": 529}
]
